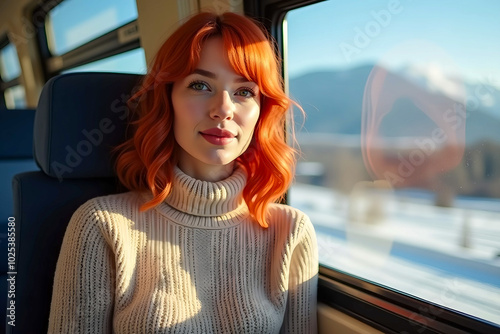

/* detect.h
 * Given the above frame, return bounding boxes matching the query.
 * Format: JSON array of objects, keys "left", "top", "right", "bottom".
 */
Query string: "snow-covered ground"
[{"left": 289, "top": 183, "right": 500, "bottom": 325}]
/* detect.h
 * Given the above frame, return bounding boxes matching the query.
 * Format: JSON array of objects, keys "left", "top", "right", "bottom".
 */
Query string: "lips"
[{"left": 200, "top": 128, "right": 236, "bottom": 145}]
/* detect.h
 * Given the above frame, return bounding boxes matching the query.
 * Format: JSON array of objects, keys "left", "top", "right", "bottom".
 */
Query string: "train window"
[
  {"left": 46, "top": 0, "right": 138, "bottom": 55},
  {"left": 4, "top": 85, "right": 27, "bottom": 109},
  {"left": 0, "top": 43, "right": 22, "bottom": 82},
  {"left": 0, "top": 41, "right": 26, "bottom": 108},
  {"left": 63, "top": 48, "right": 146, "bottom": 74},
  {"left": 286, "top": 0, "right": 500, "bottom": 326}
]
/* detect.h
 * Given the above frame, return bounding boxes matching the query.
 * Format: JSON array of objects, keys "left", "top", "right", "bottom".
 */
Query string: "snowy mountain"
[{"left": 289, "top": 65, "right": 500, "bottom": 144}]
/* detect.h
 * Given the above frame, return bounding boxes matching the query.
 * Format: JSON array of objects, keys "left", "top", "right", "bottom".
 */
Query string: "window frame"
[
  {"left": 32, "top": 0, "right": 141, "bottom": 79},
  {"left": 243, "top": 0, "right": 500, "bottom": 332}
]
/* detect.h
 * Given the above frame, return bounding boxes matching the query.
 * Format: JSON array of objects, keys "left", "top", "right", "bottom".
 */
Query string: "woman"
[{"left": 48, "top": 12, "right": 318, "bottom": 334}]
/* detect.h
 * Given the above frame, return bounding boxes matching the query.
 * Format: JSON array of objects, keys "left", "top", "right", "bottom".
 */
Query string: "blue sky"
[
  {"left": 48, "top": 0, "right": 138, "bottom": 55},
  {"left": 286, "top": 0, "right": 500, "bottom": 87},
  {"left": 48, "top": 0, "right": 146, "bottom": 74}
]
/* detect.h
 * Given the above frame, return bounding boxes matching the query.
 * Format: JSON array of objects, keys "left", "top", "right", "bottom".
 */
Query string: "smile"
[{"left": 200, "top": 128, "right": 236, "bottom": 145}]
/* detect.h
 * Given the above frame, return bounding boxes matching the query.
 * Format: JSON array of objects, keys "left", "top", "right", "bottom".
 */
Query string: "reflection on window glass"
[
  {"left": 0, "top": 44, "right": 22, "bottom": 82},
  {"left": 4, "top": 85, "right": 27, "bottom": 109},
  {"left": 46, "top": 0, "right": 138, "bottom": 55},
  {"left": 63, "top": 48, "right": 146, "bottom": 74},
  {"left": 286, "top": 0, "right": 500, "bottom": 325}
]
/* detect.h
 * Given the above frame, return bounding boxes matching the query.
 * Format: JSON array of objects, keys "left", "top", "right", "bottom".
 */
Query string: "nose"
[{"left": 210, "top": 90, "right": 235, "bottom": 120}]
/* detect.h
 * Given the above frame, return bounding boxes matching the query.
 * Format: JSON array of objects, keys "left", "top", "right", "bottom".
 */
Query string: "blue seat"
[
  {"left": 8, "top": 72, "right": 141, "bottom": 333},
  {"left": 0, "top": 108, "right": 38, "bottom": 333},
  {"left": 0, "top": 109, "right": 38, "bottom": 219}
]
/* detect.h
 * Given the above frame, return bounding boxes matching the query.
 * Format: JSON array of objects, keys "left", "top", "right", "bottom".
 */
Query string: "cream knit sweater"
[{"left": 48, "top": 167, "right": 318, "bottom": 333}]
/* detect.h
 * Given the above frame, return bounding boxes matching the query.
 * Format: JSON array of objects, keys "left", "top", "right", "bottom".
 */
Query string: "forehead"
[
  {"left": 197, "top": 37, "right": 228, "bottom": 68},
  {"left": 193, "top": 36, "right": 259, "bottom": 85}
]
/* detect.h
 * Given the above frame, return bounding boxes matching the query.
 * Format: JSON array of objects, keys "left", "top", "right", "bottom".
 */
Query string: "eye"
[
  {"left": 235, "top": 87, "right": 256, "bottom": 98},
  {"left": 188, "top": 81, "right": 210, "bottom": 91}
]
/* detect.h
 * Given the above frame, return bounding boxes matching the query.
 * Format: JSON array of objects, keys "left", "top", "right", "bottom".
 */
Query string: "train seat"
[
  {"left": 9, "top": 72, "right": 141, "bottom": 333},
  {"left": 0, "top": 108, "right": 38, "bottom": 223},
  {"left": 0, "top": 108, "right": 38, "bottom": 332}
]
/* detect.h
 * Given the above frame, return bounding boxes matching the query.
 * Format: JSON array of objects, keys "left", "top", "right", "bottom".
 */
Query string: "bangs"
[
  {"left": 161, "top": 12, "right": 277, "bottom": 92},
  {"left": 221, "top": 26, "right": 276, "bottom": 91}
]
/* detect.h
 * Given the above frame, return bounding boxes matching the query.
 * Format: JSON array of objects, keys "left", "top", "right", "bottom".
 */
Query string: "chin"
[
  {"left": 204, "top": 158, "right": 235, "bottom": 167},
  {"left": 203, "top": 153, "right": 238, "bottom": 167}
]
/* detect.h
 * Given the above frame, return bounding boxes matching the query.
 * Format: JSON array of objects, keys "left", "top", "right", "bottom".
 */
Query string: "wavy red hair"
[{"left": 115, "top": 12, "right": 298, "bottom": 228}]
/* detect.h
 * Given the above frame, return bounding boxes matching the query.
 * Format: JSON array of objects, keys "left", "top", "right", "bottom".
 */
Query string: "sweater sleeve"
[
  {"left": 281, "top": 214, "right": 319, "bottom": 334},
  {"left": 48, "top": 200, "right": 115, "bottom": 334}
]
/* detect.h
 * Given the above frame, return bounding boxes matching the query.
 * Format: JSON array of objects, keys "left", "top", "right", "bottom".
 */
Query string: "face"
[{"left": 171, "top": 38, "right": 260, "bottom": 179}]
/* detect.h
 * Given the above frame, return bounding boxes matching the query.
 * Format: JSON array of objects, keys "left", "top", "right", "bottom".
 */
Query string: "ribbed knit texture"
[{"left": 48, "top": 167, "right": 318, "bottom": 334}]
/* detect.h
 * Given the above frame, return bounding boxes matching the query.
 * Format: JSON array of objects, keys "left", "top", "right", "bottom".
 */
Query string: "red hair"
[{"left": 115, "top": 12, "right": 298, "bottom": 228}]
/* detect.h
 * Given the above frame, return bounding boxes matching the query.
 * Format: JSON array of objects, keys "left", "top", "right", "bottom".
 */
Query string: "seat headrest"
[
  {"left": 34, "top": 72, "right": 142, "bottom": 180},
  {"left": 0, "top": 109, "right": 36, "bottom": 159}
]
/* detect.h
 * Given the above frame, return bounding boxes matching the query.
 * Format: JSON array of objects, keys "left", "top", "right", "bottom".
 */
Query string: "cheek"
[
  {"left": 237, "top": 106, "right": 260, "bottom": 155},
  {"left": 240, "top": 104, "right": 260, "bottom": 132},
  {"left": 174, "top": 98, "right": 204, "bottom": 126},
  {"left": 176, "top": 98, "right": 197, "bottom": 115}
]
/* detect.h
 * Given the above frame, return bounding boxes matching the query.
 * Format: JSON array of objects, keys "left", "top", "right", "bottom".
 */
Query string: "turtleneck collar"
[{"left": 151, "top": 166, "right": 249, "bottom": 229}]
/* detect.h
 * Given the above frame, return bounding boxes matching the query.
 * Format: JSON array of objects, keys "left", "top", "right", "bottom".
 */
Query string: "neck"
[
  {"left": 159, "top": 165, "right": 248, "bottom": 222},
  {"left": 177, "top": 158, "right": 234, "bottom": 182}
]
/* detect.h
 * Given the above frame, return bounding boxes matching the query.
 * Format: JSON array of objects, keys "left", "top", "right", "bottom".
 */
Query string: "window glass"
[
  {"left": 46, "top": 0, "right": 138, "bottom": 55},
  {"left": 4, "top": 85, "right": 27, "bottom": 109},
  {"left": 0, "top": 43, "right": 22, "bottom": 82},
  {"left": 286, "top": 0, "right": 500, "bottom": 325},
  {"left": 63, "top": 48, "right": 146, "bottom": 74}
]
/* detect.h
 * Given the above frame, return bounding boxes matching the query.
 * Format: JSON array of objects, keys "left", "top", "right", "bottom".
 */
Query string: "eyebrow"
[{"left": 193, "top": 69, "right": 252, "bottom": 83}]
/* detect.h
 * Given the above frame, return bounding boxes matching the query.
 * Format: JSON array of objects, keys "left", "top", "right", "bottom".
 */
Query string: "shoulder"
[
  {"left": 72, "top": 191, "right": 145, "bottom": 218},
  {"left": 69, "top": 191, "right": 144, "bottom": 232},
  {"left": 267, "top": 203, "right": 315, "bottom": 237},
  {"left": 267, "top": 203, "right": 310, "bottom": 224},
  {"left": 82, "top": 191, "right": 144, "bottom": 211}
]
